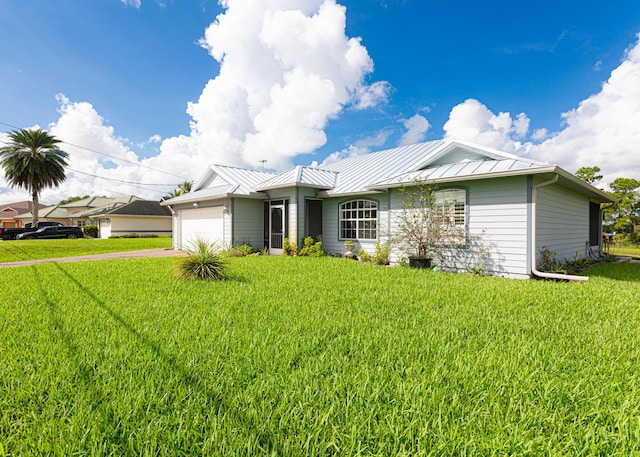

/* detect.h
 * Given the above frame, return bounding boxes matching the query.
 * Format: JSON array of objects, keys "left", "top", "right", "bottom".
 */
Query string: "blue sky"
[{"left": 1, "top": 0, "right": 640, "bottom": 202}]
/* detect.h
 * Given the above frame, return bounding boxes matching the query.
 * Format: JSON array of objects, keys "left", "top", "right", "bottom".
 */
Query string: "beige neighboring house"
[
  {"left": 0, "top": 201, "right": 46, "bottom": 228},
  {"left": 15, "top": 195, "right": 171, "bottom": 238},
  {"left": 56, "top": 196, "right": 141, "bottom": 227},
  {"left": 88, "top": 200, "right": 172, "bottom": 239}
]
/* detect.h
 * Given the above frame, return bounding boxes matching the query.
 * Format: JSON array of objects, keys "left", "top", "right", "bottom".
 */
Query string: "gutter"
[{"left": 531, "top": 175, "right": 589, "bottom": 282}]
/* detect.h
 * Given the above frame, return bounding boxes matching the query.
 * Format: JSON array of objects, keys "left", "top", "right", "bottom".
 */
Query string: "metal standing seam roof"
[
  {"left": 255, "top": 166, "right": 338, "bottom": 190},
  {"left": 317, "top": 141, "right": 445, "bottom": 195},
  {"left": 205, "top": 165, "right": 276, "bottom": 195},
  {"left": 163, "top": 139, "right": 612, "bottom": 203},
  {"left": 368, "top": 158, "right": 544, "bottom": 188}
]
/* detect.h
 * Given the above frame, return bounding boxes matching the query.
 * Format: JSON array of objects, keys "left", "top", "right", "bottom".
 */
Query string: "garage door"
[{"left": 179, "top": 207, "right": 224, "bottom": 250}]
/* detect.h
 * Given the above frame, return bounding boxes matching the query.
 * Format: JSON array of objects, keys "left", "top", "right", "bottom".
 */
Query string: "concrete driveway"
[{"left": 0, "top": 248, "right": 184, "bottom": 268}]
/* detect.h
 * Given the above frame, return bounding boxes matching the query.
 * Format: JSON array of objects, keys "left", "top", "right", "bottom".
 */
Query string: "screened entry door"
[{"left": 269, "top": 204, "right": 285, "bottom": 255}]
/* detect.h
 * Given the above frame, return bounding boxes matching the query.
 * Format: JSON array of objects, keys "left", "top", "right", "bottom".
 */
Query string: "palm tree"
[
  {"left": 162, "top": 180, "right": 193, "bottom": 201},
  {"left": 0, "top": 128, "right": 69, "bottom": 226}
]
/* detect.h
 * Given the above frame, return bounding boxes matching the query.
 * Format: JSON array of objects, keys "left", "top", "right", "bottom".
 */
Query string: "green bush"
[
  {"left": 282, "top": 238, "right": 297, "bottom": 256},
  {"left": 224, "top": 243, "right": 255, "bottom": 257},
  {"left": 173, "top": 239, "right": 227, "bottom": 281},
  {"left": 358, "top": 242, "right": 388, "bottom": 265},
  {"left": 297, "top": 237, "right": 325, "bottom": 257},
  {"left": 83, "top": 224, "right": 98, "bottom": 238}
]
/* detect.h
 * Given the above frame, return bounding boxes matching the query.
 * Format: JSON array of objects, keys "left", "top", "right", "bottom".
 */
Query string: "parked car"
[
  {"left": 16, "top": 226, "right": 84, "bottom": 240},
  {"left": 0, "top": 222, "right": 65, "bottom": 240}
]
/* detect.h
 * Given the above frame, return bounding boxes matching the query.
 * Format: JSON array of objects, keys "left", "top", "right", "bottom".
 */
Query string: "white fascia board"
[
  {"left": 366, "top": 166, "right": 559, "bottom": 190},
  {"left": 316, "top": 189, "right": 386, "bottom": 198}
]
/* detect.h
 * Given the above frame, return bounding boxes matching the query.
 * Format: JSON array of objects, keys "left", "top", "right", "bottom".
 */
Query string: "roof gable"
[
  {"left": 194, "top": 164, "right": 276, "bottom": 194},
  {"left": 408, "top": 140, "right": 546, "bottom": 171},
  {"left": 255, "top": 166, "right": 338, "bottom": 191}
]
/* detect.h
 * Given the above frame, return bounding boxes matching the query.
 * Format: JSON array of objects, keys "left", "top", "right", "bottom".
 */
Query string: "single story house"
[
  {"left": 15, "top": 196, "right": 172, "bottom": 239},
  {"left": 161, "top": 140, "right": 615, "bottom": 279},
  {"left": 88, "top": 200, "right": 172, "bottom": 239}
]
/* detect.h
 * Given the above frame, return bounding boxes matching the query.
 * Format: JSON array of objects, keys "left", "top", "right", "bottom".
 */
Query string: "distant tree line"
[{"left": 576, "top": 166, "right": 640, "bottom": 240}]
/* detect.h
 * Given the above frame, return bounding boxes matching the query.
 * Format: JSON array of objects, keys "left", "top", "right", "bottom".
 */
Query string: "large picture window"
[
  {"left": 433, "top": 189, "right": 466, "bottom": 245},
  {"left": 340, "top": 199, "right": 377, "bottom": 240}
]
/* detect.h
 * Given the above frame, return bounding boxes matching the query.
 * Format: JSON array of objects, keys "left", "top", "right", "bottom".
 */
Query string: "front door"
[{"left": 269, "top": 203, "right": 285, "bottom": 254}]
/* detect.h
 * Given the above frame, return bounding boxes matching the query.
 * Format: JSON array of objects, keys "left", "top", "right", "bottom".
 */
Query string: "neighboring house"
[
  {"left": 57, "top": 196, "right": 141, "bottom": 227},
  {"left": 88, "top": 200, "right": 172, "bottom": 239},
  {"left": 161, "top": 140, "right": 615, "bottom": 279},
  {"left": 14, "top": 196, "right": 172, "bottom": 238},
  {"left": 0, "top": 201, "right": 45, "bottom": 228}
]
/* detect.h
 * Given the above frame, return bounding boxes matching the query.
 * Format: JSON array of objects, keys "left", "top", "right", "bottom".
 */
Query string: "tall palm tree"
[{"left": 0, "top": 128, "right": 69, "bottom": 226}]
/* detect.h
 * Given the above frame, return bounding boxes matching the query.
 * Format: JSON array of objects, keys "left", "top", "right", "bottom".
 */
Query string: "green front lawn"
[
  {"left": 609, "top": 244, "right": 640, "bottom": 258},
  {"left": 1, "top": 256, "right": 639, "bottom": 455},
  {"left": 0, "top": 237, "right": 172, "bottom": 263}
]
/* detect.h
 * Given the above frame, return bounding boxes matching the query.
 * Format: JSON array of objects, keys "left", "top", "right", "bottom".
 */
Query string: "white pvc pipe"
[{"left": 531, "top": 175, "right": 589, "bottom": 282}]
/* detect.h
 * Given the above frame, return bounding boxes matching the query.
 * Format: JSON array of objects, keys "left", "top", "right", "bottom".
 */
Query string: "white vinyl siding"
[
  {"left": 536, "top": 183, "right": 590, "bottom": 262},
  {"left": 297, "top": 187, "right": 318, "bottom": 245},
  {"left": 103, "top": 216, "right": 172, "bottom": 239},
  {"left": 384, "top": 177, "right": 530, "bottom": 278},
  {"left": 232, "top": 198, "right": 266, "bottom": 249}
]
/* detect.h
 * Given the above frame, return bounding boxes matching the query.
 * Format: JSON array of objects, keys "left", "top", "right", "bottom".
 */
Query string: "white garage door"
[{"left": 179, "top": 207, "right": 224, "bottom": 250}]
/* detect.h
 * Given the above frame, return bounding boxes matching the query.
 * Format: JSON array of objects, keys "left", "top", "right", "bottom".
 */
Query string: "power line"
[
  {"left": 68, "top": 168, "right": 179, "bottom": 187},
  {"left": 0, "top": 121, "right": 193, "bottom": 181}
]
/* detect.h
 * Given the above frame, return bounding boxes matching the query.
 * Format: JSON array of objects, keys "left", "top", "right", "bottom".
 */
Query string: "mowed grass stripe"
[
  {"left": 0, "top": 237, "right": 171, "bottom": 263},
  {"left": 1, "top": 256, "right": 639, "bottom": 455}
]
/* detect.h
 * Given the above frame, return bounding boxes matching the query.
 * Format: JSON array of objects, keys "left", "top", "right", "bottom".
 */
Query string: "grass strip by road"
[
  {"left": 0, "top": 237, "right": 172, "bottom": 263},
  {"left": 609, "top": 244, "right": 640, "bottom": 258},
  {"left": 1, "top": 256, "right": 639, "bottom": 455}
]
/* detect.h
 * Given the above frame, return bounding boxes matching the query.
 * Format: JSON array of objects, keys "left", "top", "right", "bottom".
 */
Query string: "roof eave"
[
  {"left": 255, "top": 182, "right": 334, "bottom": 192},
  {"left": 365, "top": 165, "right": 616, "bottom": 203}
]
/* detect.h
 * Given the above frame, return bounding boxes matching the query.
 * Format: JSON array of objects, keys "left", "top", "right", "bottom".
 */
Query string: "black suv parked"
[{"left": 16, "top": 226, "right": 84, "bottom": 240}]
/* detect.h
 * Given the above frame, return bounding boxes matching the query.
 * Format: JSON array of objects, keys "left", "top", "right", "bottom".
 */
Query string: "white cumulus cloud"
[
  {"left": 398, "top": 114, "right": 430, "bottom": 146},
  {"left": 531, "top": 34, "right": 640, "bottom": 185},
  {"left": 441, "top": 34, "right": 640, "bottom": 186},
  {"left": 160, "top": 0, "right": 390, "bottom": 171},
  {"left": 2, "top": 1, "right": 390, "bottom": 205},
  {"left": 443, "top": 98, "right": 530, "bottom": 154}
]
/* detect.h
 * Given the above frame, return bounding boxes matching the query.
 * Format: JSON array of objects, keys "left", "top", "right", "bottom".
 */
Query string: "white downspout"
[{"left": 531, "top": 175, "right": 589, "bottom": 282}]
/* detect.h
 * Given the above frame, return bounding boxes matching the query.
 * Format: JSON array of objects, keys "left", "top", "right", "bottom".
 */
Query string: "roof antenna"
[{"left": 259, "top": 159, "right": 267, "bottom": 170}]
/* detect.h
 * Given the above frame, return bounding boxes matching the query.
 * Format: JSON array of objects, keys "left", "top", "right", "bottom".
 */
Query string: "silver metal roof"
[
  {"left": 209, "top": 165, "right": 276, "bottom": 195},
  {"left": 164, "top": 139, "right": 613, "bottom": 203},
  {"left": 319, "top": 141, "right": 444, "bottom": 195},
  {"left": 255, "top": 166, "right": 338, "bottom": 190},
  {"left": 369, "top": 158, "right": 543, "bottom": 188}
]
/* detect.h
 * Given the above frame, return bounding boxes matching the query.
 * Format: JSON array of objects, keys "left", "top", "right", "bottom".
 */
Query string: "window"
[
  {"left": 340, "top": 199, "right": 377, "bottom": 240},
  {"left": 433, "top": 189, "right": 466, "bottom": 245}
]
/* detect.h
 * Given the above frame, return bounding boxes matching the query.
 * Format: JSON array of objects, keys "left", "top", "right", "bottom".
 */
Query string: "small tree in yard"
[{"left": 392, "top": 179, "right": 465, "bottom": 266}]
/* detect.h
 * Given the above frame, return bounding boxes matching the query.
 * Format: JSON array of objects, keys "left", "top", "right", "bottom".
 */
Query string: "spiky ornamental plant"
[
  {"left": 0, "top": 129, "right": 69, "bottom": 226},
  {"left": 173, "top": 239, "right": 227, "bottom": 281}
]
